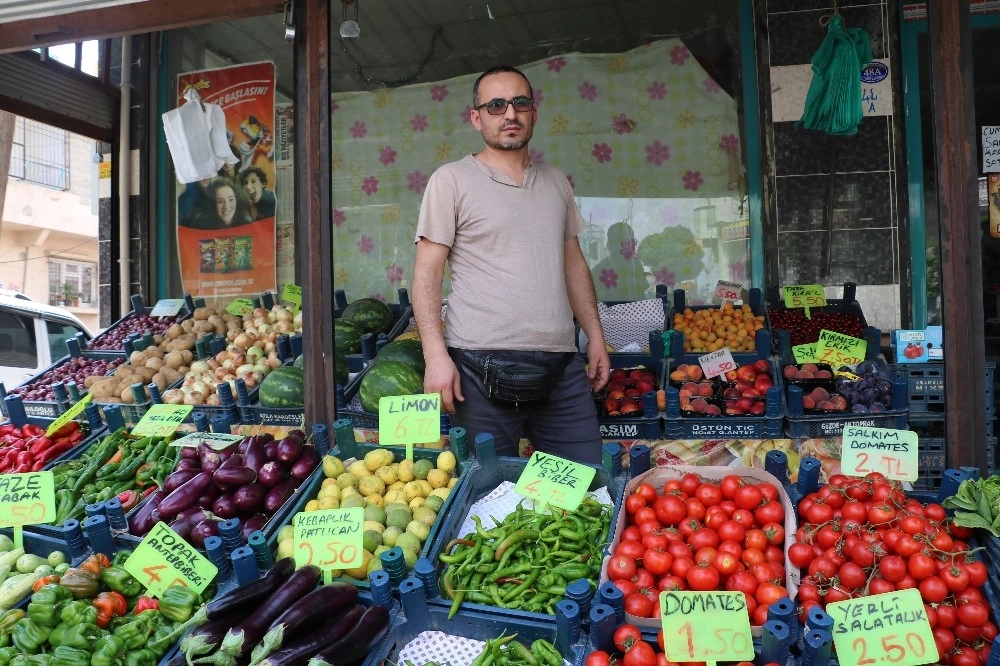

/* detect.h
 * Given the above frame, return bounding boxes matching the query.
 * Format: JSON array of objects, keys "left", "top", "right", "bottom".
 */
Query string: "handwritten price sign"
[
  {"left": 378, "top": 393, "right": 440, "bottom": 447},
  {"left": 515, "top": 451, "right": 595, "bottom": 512},
  {"left": 783, "top": 284, "right": 828, "bottom": 309},
  {"left": 124, "top": 522, "right": 217, "bottom": 598},
  {"left": 132, "top": 404, "right": 192, "bottom": 438},
  {"left": 698, "top": 347, "right": 736, "bottom": 380},
  {"left": 714, "top": 280, "right": 744, "bottom": 303},
  {"left": 281, "top": 284, "right": 302, "bottom": 312},
  {"left": 660, "top": 591, "right": 754, "bottom": 663},
  {"left": 225, "top": 298, "right": 255, "bottom": 316},
  {"left": 293, "top": 508, "right": 364, "bottom": 570},
  {"left": 792, "top": 343, "right": 818, "bottom": 364},
  {"left": 841, "top": 427, "right": 918, "bottom": 482},
  {"left": 149, "top": 299, "right": 185, "bottom": 317},
  {"left": 0, "top": 472, "right": 55, "bottom": 527},
  {"left": 815, "top": 329, "right": 867, "bottom": 367},
  {"left": 46, "top": 393, "right": 92, "bottom": 437},
  {"left": 827, "top": 589, "right": 938, "bottom": 666}
]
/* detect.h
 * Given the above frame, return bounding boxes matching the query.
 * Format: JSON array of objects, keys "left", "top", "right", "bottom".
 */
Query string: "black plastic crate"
[
  {"left": 333, "top": 287, "right": 412, "bottom": 341},
  {"left": 765, "top": 282, "right": 870, "bottom": 351},
  {"left": 892, "top": 361, "right": 996, "bottom": 416},
  {"left": 85, "top": 294, "right": 194, "bottom": 352},
  {"left": 3, "top": 348, "right": 126, "bottom": 418}
]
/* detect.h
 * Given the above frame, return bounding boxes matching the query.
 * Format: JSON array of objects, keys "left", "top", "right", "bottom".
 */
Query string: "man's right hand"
[{"left": 423, "top": 356, "right": 464, "bottom": 414}]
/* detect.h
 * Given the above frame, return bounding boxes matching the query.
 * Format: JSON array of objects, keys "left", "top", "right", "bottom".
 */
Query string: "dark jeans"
[{"left": 447, "top": 348, "right": 602, "bottom": 464}]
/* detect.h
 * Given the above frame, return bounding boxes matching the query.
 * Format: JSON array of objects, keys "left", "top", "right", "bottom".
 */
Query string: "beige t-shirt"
[{"left": 415, "top": 154, "right": 585, "bottom": 351}]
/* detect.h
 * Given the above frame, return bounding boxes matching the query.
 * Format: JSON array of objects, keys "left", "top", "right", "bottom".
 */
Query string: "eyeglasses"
[{"left": 475, "top": 96, "right": 534, "bottom": 115}]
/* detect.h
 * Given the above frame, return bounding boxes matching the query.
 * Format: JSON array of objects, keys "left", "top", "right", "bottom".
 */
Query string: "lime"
[
  {"left": 412, "top": 459, "right": 434, "bottom": 480},
  {"left": 364, "top": 505, "right": 387, "bottom": 524}
]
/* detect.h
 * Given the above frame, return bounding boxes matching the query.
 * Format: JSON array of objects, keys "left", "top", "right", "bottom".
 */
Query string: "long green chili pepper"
[{"left": 493, "top": 529, "right": 540, "bottom": 561}]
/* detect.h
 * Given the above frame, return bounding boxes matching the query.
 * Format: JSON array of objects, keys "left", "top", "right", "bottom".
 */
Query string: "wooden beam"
[
  {"left": 294, "top": 0, "right": 335, "bottom": 425},
  {"left": 928, "top": 0, "right": 989, "bottom": 470},
  {"left": 0, "top": 0, "right": 284, "bottom": 54}
]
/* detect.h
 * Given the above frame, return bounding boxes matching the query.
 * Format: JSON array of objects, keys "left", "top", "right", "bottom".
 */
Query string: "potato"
[
  {"left": 89, "top": 377, "right": 119, "bottom": 399},
  {"left": 181, "top": 319, "right": 195, "bottom": 332},
  {"left": 83, "top": 375, "right": 103, "bottom": 389},
  {"left": 152, "top": 334, "right": 164, "bottom": 346},
  {"left": 129, "top": 350, "right": 147, "bottom": 366},
  {"left": 165, "top": 323, "right": 183, "bottom": 340},
  {"left": 151, "top": 372, "right": 169, "bottom": 391},
  {"left": 180, "top": 349, "right": 194, "bottom": 364},
  {"left": 163, "top": 351, "right": 185, "bottom": 370},
  {"left": 159, "top": 366, "right": 182, "bottom": 385},
  {"left": 195, "top": 321, "right": 214, "bottom": 334},
  {"left": 193, "top": 307, "right": 212, "bottom": 320},
  {"left": 120, "top": 385, "right": 136, "bottom": 404},
  {"left": 145, "top": 357, "right": 164, "bottom": 372},
  {"left": 146, "top": 346, "right": 164, "bottom": 358}
]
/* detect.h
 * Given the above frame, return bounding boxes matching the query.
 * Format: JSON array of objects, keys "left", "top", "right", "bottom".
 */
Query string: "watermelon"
[
  {"left": 375, "top": 338, "right": 425, "bottom": 374},
  {"left": 259, "top": 366, "right": 305, "bottom": 408},
  {"left": 358, "top": 359, "right": 424, "bottom": 413},
  {"left": 342, "top": 298, "right": 395, "bottom": 336},
  {"left": 335, "top": 319, "right": 364, "bottom": 354},
  {"left": 334, "top": 349, "right": 348, "bottom": 388},
  {"left": 293, "top": 355, "right": 304, "bottom": 369}
]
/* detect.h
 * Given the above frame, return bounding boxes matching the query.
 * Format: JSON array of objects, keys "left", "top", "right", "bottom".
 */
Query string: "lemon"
[
  {"left": 364, "top": 505, "right": 387, "bottom": 524},
  {"left": 336, "top": 472, "right": 359, "bottom": 490},
  {"left": 278, "top": 525, "right": 294, "bottom": 543},
  {"left": 385, "top": 502, "right": 410, "bottom": 514},
  {"left": 383, "top": 489, "right": 405, "bottom": 505},
  {"left": 412, "top": 459, "right": 434, "bottom": 480},
  {"left": 394, "top": 532, "right": 422, "bottom": 554},
  {"left": 381, "top": 526, "right": 402, "bottom": 548},
  {"left": 423, "top": 495, "right": 444, "bottom": 512},
  {"left": 365, "top": 494, "right": 385, "bottom": 510},
  {"left": 363, "top": 530, "right": 382, "bottom": 553},
  {"left": 364, "top": 448, "right": 394, "bottom": 471},
  {"left": 358, "top": 475, "right": 386, "bottom": 497},
  {"left": 447, "top": 477, "right": 457, "bottom": 489},
  {"left": 403, "top": 481, "right": 425, "bottom": 502},
  {"left": 366, "top": 555, "right": 384, "bottom": 576},
  {"left": 436, "top": 451, "right": 457, "bottom": 473},
  {"left": 386, "top": 508, "right": 412, "bottom": 530},
  {"left": 340, "top": 494, "right": 366, "bottom": 509},
  {"left": 388, "top": 480, "right": 406, "bottom": 491},
  {"left": 344, "top": 550, "right": 373, "bottom": 579},
  {"left": 413, "top": 506, "right": 438, "bottom": 527},
  {"left": 318, "top": 496, "right": 339, "bottom": 510},
  {"left": 426, "top": 468, "right": 449, "bottom": 489},
  {"left": 397, "top": 459, "right": 414, "bottom": 482},
  {"left": 415, "top": 480, "right": 434, "bottom": 497},
  {"left": 304, "top": 499, "right": 320, "bottom": 512},
  {"left": 401, "top": 547, "right": 418, "bottom": 570},
  {"left": 375, "top": 465, "right": 398, "bottom": 485},
  {"left": 408, "top": 497, "right": 425, "bottom": 511},
  {"left": 276, "top": 537, "right": 293, "bottom": 561},
  {"left": 318, "top": 484, "right": 341, "bottom": 500},
  {"left": 321, "top": 477, "right": 340, "bottom": 489},
  {"left": 430, "top": 488, "right": 451, "bottom": 502},
  {"left": 406, "top": 520, "right": 430, "bottom": 542},
  {"left": 322, "top": 455, "right": 345, "bottom": 478},
  {"left": 363, "top": 520, "right": 385, "bottom": 534},
  {"left": 347, "top": 460, "right": 371, "bottom": 478}
]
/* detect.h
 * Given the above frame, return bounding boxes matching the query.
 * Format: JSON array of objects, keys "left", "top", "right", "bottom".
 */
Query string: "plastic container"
[
  {"left": 334, "top": 287, "right": 413, "bottom": 342},
  {"left": 581, "top": 285, "right": 670, "bottom": 366},
  {"left": 765, "top": 282, "right": 870, "bottom": 351},
  {"left": 0, "top": 397, "right": 107, "bottom": 471},
  {"left": 892, "top": 361, "right": 996, "bottom": 416},
  {"left": 667, "top": 288, "right": 771, "bottom": 365},
  {"left": 595, "top": 364, "right": 663, "bottom": 439},
  {"left": 85, "top": 294, "right": 194, "bottom": 352},
  {"left": 363, "top": 575, "right": 585, "bottom": 666}
]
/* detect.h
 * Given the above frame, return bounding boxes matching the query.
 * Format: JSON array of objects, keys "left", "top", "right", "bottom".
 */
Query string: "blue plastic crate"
[
  {"left": 765, "top": 281, "right": 871, "bottom": 350},
  {"left": 668, "top": 287, "right": 771, "bottom": 365},
  {"left": 364, "top": 575, "right": 586, "bottom": 666},
  {"left": 892, "top": 361, "right": 996, "bottom": 416},
  {"left": 596, "top": 362, "right": 663, "bottom": 439},
  {"left": 422, "top": 436, "right": 624, "bottom": 625},
  {"left": 333, "top": 288, "right": 412, "bottom": 336},
  {"left": 3, "top": 349, "right": 126, "bottom": 418},
  {"left": 85, "top": 294, "right": 194, "bottom": 352}
]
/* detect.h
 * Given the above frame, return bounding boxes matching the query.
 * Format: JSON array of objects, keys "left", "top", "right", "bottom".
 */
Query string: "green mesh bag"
[{"left": 797, "top": 15, "right": 873, "bottom": 136}]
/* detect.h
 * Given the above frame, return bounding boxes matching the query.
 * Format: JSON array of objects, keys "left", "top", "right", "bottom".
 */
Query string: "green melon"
[
  {"left": 376, "top": 338, "right": 425, "bottom": 375},
  {"left": 335, "top": 318, "right": 364, "bottom": 354},
  {"left": 358, "top": 359, "right": 424, "bottom": 414},
  {"left": 293, "top": 354, "right": 304, "bottom": 369},
  {"left": 334, "top": 349, "right": 348, "bottom": 388},
  {"left": 342, "top": 298, "right": 395, "bottom": 336},
  {"left": 259, "top": 366, "right": 304, "bottom": 408}
]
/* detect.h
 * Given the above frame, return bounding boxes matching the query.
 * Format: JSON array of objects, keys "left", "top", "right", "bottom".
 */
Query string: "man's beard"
[{"left": 482, "top": 121, "right": 532, "bottom": 151}]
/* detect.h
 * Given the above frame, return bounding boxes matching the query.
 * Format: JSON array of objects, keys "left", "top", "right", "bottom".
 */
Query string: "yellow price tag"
[
  {"left": 827, "top": 590, "right": 938, "bottom": 666},
  {"left": 782, "top": 284, "right": 828, "bottom": 308},
  {"left": 660, "top": 591, "right": 755, "bottom": 663},
  {"left": 226, "top": 298, "right": 255, "bottom": 316},
  {"left": 841, "top": 427, "right": 918, "bottom": 482},
  {"left": 815, "top": 329, "right": 867, "bottom": 367},
  {"left": 46, "top": 393, "right": 92, "bottom": 437},
  {"left": 123, "top": 522, "right": 218, "bottom": 598},
  {"left": 0, "top": 472, "right": 55, "bottom": 527},
  {"left": 132, "top": 404, "right": 192, "bottom": 438},
  {"left": 792, "top": 343, "right": 817, "bottom": 364},
  {"left": 281, "top": 284, "right": 302, "bottom": 311},
  {"left": 293, "top": 508, "right": 364, "bottom": 570},
  {"left": 378, "top": 394, "right": 440, "bottom": 463},
  {"left": 514, "top": 451, "right": 595, "bottom": 512}
]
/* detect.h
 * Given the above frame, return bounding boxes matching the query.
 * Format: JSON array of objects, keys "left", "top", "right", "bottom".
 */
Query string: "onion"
[
  {"left": 215, "top": 350, "right": 229, "bottom": 364},
  {"left": 162, "top": 389, "right": 185, "bottom": 404},
  {"left": 183, "top": 391, "right": 204, "bottom": 405},
  {"left": 253, "top": 362, "right": 269, "bottom": 375},
  {"left": 252, "top": 307, "right": 269, "bottom": 319},
  {"left": 276, "top": 309, "right": 293, "bottom": 323},
  {"left": 247, "top": 346, "right": 264, "bottom": 362},
  {"left": 207, "top": 359, "right": 219, "bottom": 370},
  {"left": 275, "top": 322, "right": 293, "bottom": 334},
  {"left": 222, "top": 359, "right": 235, "bottom": 370},
  {"left": 192, "top": 380, "right": 208, "bottom": 394},
  {"left": 266, "top": 355, "right": 282, "bottom": 369},
  {"left": 190, "top": 360, "right": 210, "bottom": 375},
  {"left": 293, "top": 310, "right": 303, "bottom": 328},
  {"left": 267, "top": 310, "right": 278, "bottom": 324},
  {"left": 206, "top": 393, "right": 221, "bottom": 406},
  {"left": 234, "top": 333, "right": 251, "bottom": 348},
  {"left": 215, "top": 367, "right": 230, "bottom": 380}
]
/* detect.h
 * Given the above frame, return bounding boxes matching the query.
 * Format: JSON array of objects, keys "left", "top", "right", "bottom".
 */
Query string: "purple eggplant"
[
  {"left": 170, "top": 509, "right": 211, "bottom": 541},
  {"left": 290, "top": 447, "right": 320, "bottom": 481},
  {"left": 217, "top": 453, "right": 245, "bottom": 471},
  {"left": 288, "top": 429, "right": 306, "bottom": 442},
  {"left": 233, "top": 482, "right": 268, "bottom": 513},
  {"left": 274, "top": 436, "right": 303, "bottom": 463},
  {"left": 175, "top": 458, "right": 201, "bottom": 472},
  {"left": 195, "top": 484, "right": 220, "bottom": 509},
  {"left": 214, "top": 465, "right": 257, "bottom": 491},
  {"left": 163, "top": 469, "right": 201, "bottom": 494},
  {"left": 128, "top": 490, "right": 165, "bottom": 536},
  {"left": 180, "top": 446, "right": 200, "bottom": 459},
  {"left": 263, "top": 440, "right": 280, "bottom": 461},
  {"left": 212, "top": 494, "right": 239, "bottom": 519},
  {"left": 199, "top": 443, "right": 224, "bottom": 473},
  {"left": 264, "top": 478, "right": 299, "bottom": 514},
  {"left": 257, "top": 461, "right": 289, "bottom": 488},
  {"left": 244, "top": 437, "right": 268, "bottom": 470},
  {"left": 241, "top": 513, "right": 268, "bottom": 538},
  {"left": 158, "top": 471, "right": 214, "bottom": 521},
  {"left": 189, "top": 518, "right": 221, "bottom": 548}
]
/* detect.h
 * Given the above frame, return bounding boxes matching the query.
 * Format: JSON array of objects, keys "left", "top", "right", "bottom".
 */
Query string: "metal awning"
[{"left": 0, "top": 0, "right": 146, "bottom": 24}]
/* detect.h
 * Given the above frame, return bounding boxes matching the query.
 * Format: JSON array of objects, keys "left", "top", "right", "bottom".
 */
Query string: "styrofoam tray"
[{"left": 455, "top": 480, "right": 613, "bottom": 538}]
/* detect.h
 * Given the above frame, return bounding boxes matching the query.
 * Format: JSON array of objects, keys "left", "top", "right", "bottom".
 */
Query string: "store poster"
[{"left": 175, "top": 62, "right": 277, "bottom": 298}]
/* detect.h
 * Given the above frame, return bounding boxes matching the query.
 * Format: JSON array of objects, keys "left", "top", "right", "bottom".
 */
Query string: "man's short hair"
[
  {"left": 472, "top": 65, "right": 532, "bottom": 107},
  {"left": 239, "top": 166, "right": 268, "bottom": 188}
]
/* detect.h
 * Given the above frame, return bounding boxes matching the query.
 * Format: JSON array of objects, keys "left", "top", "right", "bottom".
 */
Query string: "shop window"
[
  {"left": 48, "top": 260, "right": 95, "bottom": 307},
  {"left": 11, "top": 118, "right": 69, "bottom": 190}
]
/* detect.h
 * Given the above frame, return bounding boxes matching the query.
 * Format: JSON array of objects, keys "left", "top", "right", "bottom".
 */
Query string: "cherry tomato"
[
  {"left": 838, "top": 561, "right": 867, "bottom": 590},
  {"left": 907, "top": 553, "right": 936, "bottom": 579},
  {"left": 867, "top": 502, "right": 897, "bottom": 525},
  {"left": 965, "top": 560, "right": 988, "bottom": 587},
  {"left": 807, "top": 557, "right": 839, "bottom": 581},
  {"left": 840, "top": 500, "right": 868, "bottom": 523},
  {"left": 878, "top": 555, "right": 907, "bottom": 583},
  {"left": 940, "top": 564, "right": 970, "bottom": 593},
  {"left": 868, "top": 578, "right": 896, "bottom": 595},
  {"left": 805, "top": 501, "right": 835, "bottom": 525}
]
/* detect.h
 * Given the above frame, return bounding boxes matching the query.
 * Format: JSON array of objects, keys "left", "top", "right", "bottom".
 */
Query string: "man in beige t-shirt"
[{"left": 412, "top": 65, "right": 611, "bottom": 463}]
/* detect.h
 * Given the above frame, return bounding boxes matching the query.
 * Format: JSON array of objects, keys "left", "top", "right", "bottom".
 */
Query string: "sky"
[{"left": 45, "top": 41, "right": 99, "bottom": 76}]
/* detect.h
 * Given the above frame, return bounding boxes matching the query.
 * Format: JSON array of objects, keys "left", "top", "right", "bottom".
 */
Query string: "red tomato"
[
  {"left": 750, "top": 562, "right": 778, "bottom": 585},
  {"left": 663, "top": 479, "right": 683, "bottom": 495},
  {"left": 932, "top": 626, "right": 956, "bottom": 657},
  {"left": 613, "top": 579, "right": 638, "bottom": 597},
  {"left": 671, "top": 556, "right": 694, "bottom": 580},
  {"left": 720, "top": 475, "right": 743, "bottom": 500},
  {"left": 918, "top": 576, "right": 949, "bottom": 603},
  {"left": 849, "top": 541, "right": 877, "bottom": 568},
  {"left": 899, "top": 514, "right": 927, "bottom": 535},
  {"left": 868, "top": 578, "right": 896, "bottom": 595},
  {"left": 758, "top": 482, "right": 779, "bottom": 502},
  {"left": 687, "top": 528, "right": 720, "bottom": 551},
  {"left": 718, "top": 500, "right": 737, "bottom": 516},
  {"left": 641, "top": 532, "right": 670, "bottom": 551},
  {"left": 623, "top": 641, "right": 657, "bottom": 666},
  {"left": 731, "top": 508, "right": 756, "bottom": 528},
  {"left": 797, "top": 582, "right": 820, "bottom": 604},
  {"left": 613, "top": 624, "right": 643, "bottom": 652},
  {"left": 940, "top": 564, "right": 970, "bottom": 593},
  {"left": 755, "top": 582, "right": 787, "bottom": 607},
  {"left": 718, "top": 540, "right": 743, "bottom": 558},
  {"left": 695, "top": 483, "right": 723, "bottom": 508},
  {"left": 634, "top": 506, "right": 658, "bottom": 526},
  {"left": 958, "top": 601, "right": 989, "bottom": 628},
  {"left": 840, "top": 500, "right": 868, "bottom": 523},
  {"left": 807, "top": 557, "right": 839, "bottom": 581},
  {"left": 704, "top": 506, "right": 729, "bottom": 531},
  {"left": 908, "top": 553, "right": 936, "bottom": 579},
  {"left": 755, "top": 500, "right": 785, "bottom": 526},
  {"left": 788, "top": 543, "right": 814, "bottom": 569},
  {"left": 752, "top": 604, "right": 770, "bottom": 626},
  {"left": 734, "top": 484, "right": 763, "bottom": 510},
  {"left": 824, "top": 583, "right": 853, "bottom": 604},
  {"left": 585, "top": 651, "right": 612, "bottom": 666},
  {"left": 616, "top": 539, "right": 646, "bottom": 561},
  {"left": 657, "top": 574, "right": 685, "bottom": 592},
  {"left": 624, "top": 592, "right": 654, "bottom": 618},
  {"left": 838, "top": 561, "right": 867, "bottom": 590},
  {"left": 678, "top": 516, "right": 701, "bottom": 538},
  {"left": 621, "top": 525, "right": 642, "bottom": 542},
  {"left": 624, "top": 494, "right": 648, "bottom": 515},
  {"left": 764, "top": 545, "right": 784, "bottom": 565},
  {"left": 744, "top": 529, "right": 768, "bottom": 551},
  {"left": 878, "top": 555, "right": 907, "bottom": 583},
  {"left": 726, "top": 570, "right": 758, "bottom": 596},
  {"left": 653, "top": 495, "right": 686, "bottom": 527},
  {"left": 693, "top": 546, "right": 719, "bottom": 568},
  {"left": 634, "top": 482, "right": 658, "bottom": 504},
  {"left": 632, "top": 568, "right": 654, "bottom": 590},
  {"left": 717, "top": 520, "right": 746, "bottom": 544},
  {"left": 937, "top": 604, "right": 958, "bottom": 629},
  {"left": 950, "top": 645, "right": 980, "bottom": 666},
  {"left": 714, "top": 551, "right": 740, "bottom": 576},
  {"left": 608, "top": 555, "right": 638, "bottom": 581},
  {"left": 867, "top": 502, "right": 897, "bottom": 526},
  {"left": 679, "top": 473, "right": 701, "bottom": 496},
  {"left": 741, "top": 547, "right": 766, "bottom": 569},
  {"left": 686, "top": 564, "right": 720, "bottom": 591},
  {"left": 965, "top": 560, "right": 988, "bottom": 587},
  {"left": 667, "top": 540, "right": 693, "bottom": 561},
  {"left": 804, "top": 501, "right": 834, "bottom": 524},
  {"left": 685, "top": 498, "right": 706, "bottom": 521},
  {"left": 643, "top": 548, "right": 673, "bottom": 577},
  {"left": 954, "top": 586, "right": 986, "bottom": 606},
  {"left": 760, "top": 522, "right": 784, "bottom": 546}
]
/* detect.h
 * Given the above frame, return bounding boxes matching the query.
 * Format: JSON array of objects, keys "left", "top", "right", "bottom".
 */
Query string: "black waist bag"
[{"left": 456, "top": 350, "right": 573, "bottom": 406}]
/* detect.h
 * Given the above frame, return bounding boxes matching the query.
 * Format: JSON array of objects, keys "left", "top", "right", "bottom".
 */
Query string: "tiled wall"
[{"left": 761, "top": 0, "right": 902, "bottom": 332}]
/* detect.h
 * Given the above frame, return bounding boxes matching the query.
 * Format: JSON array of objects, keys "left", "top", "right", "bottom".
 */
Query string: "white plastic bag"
[{"left": 162, "top": 89, "right": 238, "bottom": 183}]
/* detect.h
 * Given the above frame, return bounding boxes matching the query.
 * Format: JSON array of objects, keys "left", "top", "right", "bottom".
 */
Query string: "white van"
[{"left": 0, "top": 295, "right": 94, "bottom": 389}]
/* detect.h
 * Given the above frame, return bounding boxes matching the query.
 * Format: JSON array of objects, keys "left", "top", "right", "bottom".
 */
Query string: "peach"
[
  {"left": 704, "top": 404, "right": 722, "bottom": 415},
  {"left": 795, "top": 369, "right": 815, "bottom": 379},
  {"left": 802, "top": 363, "right": 819, "bottom": 373},
  {"left": 690, "top": 398, "right": 709, "bottom": 413},
  {"left": 669, "top": 369, "right": 688, "bottom": 382},
  {"left": 802, "top": 395, "right": 816, "bottom": 409},
  {"left": 685, "top": 365, "right": 704, "bottom": 381},
  {"left": 783, "top": 365, "right": 798, "bottom": 380},
  {"left": 697, "top": 383, "right": 715, "bottom": 398},
  {"left": 815, "top": 369, "right": 833, "bottom": 379},
  {"left": 810, "top": 386, "right": 830, "bottom": 401}
]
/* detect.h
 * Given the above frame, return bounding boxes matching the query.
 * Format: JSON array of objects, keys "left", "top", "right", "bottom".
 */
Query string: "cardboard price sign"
[
  {"left": 149, "top": 299, "right": 185, "bottom": 317},
  {"left": 225, "top": 298, "right": 255, "bottom": 316},
  {"left": 132, "top": 404, "right": 192, "bottom": 438},
  {"left": 841, "top": 427, "right": 918, "bottom": 482},
  {"left": 815, "top": 329, "right": 867, "bottom": 367},
  {"left": 293, "top": 508, "right": 364, "bottom": 570},
  {"left": 792, "top": 343, "right": 817, "bottom": 364},
  {"left": 782, "top": 284, "right": 828, "bottom": 309},
  {"left": 281, "top": 284, "right": 302, "bottom": 309},
  {"left": 827, "top": 589, "right": 938, "bottom": 666},
  {"left": 170, "top": 432, "right": 243, "bottom": 449},
  {"left": 45, "top": 393, "right": 92, "bottom": 437},
  {"left": 713, "top": 280, "right": 743, "bottom": 303},
  {"left": 124, "top": 522, "right": 218, "bottom": 597},
  {"left": 660, "top": 591, "right": 754, "bottom": 663},
  {"left": 378, "top": 393, "right": 440, "bottom": 461},
  {"left": 698, "top": 347, "right": 737, "bottom": 380},
  {"left": 514, "top": 451, "right": 595, "bottom": 512},
  {"left": 0, "top": 472, "right": 55, "bottom": 527}
]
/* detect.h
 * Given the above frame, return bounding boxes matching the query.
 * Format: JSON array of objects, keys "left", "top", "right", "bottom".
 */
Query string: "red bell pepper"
[
  {"left": 134, "top": 596, "right": 159, "bottom": 614},
  {"left": 27, "top": 437, "right": 50, "bottom": 456},
  {"left": 20, "top": 424, "right": 44, "bottom": 438},
  {"left": 0, "top": 425, "right": 17, "bottom": 437}
]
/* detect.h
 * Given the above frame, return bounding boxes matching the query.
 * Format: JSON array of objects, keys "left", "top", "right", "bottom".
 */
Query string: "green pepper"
[
  {"left": 47, "top": 622, "right": 102, "bottom": 650},
  {"left": 158, "top": 585, "right": 200, "bottom": 623},
  {"left": 98, "top": 567, "right": 142, "bottom": 597},
  {"left": 0, "top": 647, "right": 17, "bottom": 666},
  {"left": 12, "top": 617, "right": 51, "bottom": 652},
  {"left": 59, "top": 601, "right": 97, "bottom": 628},
  {"left": 0, "top": 610, "right": 24, "bottom": 636},
  {"left": 113, "top": 613, "right": 156, "bottom": 651},
  {"left": 90, "top": 635, "right": 124, "bottom": 666},
  {"left": 122, "top": 650, "right": 155, "bottom": 666},
  {"left": 50, "top": 646, "right": 91, "bottom": 666},
  {"left": 27, "top": 584, "right": 73, "bottom": 627},
  {"left": 57, "top": 570, "right": 99, "bottom": 599}
]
